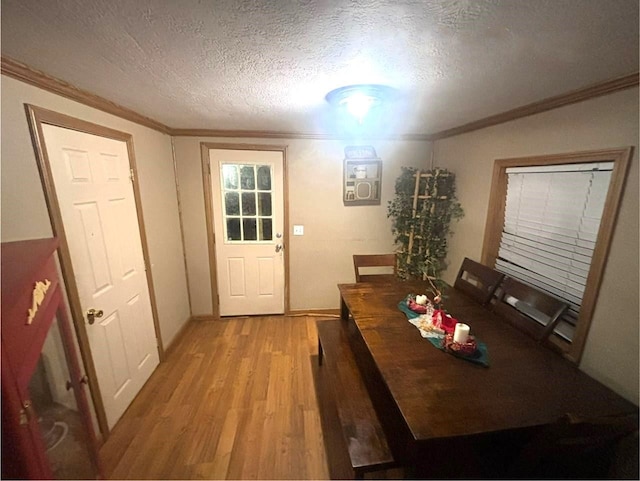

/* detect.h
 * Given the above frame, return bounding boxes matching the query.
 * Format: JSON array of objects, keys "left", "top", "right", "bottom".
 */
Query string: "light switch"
[{"left": 293, "top": 225, "right": 304, "bottom": 236}]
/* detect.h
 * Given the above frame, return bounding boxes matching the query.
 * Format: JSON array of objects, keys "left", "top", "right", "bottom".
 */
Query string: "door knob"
[
  {"left": 275, "top": 244, "right": 283, "bottom": 253},
  {"left": 19, "top": 400, "right": 32, "bottom": 425},
  {"left": 66, "top": 375, "right": 89, "bottom": 391},
  {"left": 86, "top": 308, "right": 103, "bottom": 325}
]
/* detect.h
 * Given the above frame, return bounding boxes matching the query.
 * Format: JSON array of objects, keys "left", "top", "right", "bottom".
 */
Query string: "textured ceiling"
[{"left": 1, "top": 0, "right": 638, "bottom": 136}]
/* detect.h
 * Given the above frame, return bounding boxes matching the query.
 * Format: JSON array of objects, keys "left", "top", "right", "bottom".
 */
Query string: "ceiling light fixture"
[{"left": 325, "top": 84, "right": 396, "bottom": 124}]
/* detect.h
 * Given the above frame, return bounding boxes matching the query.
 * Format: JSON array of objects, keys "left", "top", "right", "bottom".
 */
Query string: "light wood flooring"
[{"left": 100, "top": 315, "right": 333, "bottom": 479}]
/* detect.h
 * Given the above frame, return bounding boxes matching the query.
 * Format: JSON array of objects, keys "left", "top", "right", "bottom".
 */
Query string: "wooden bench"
[{"left": 315, "top": 319, "right": 396, "bottom": 479}]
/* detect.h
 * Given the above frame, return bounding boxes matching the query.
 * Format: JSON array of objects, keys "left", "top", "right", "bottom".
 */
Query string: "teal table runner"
[{"left": 398, "top": 295, "right": 490, "bottom": 367}]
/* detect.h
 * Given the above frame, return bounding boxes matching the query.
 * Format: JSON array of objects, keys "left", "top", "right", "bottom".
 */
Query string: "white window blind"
[{"left": 496, "top": 162, "right": 613, "bottom": 341}]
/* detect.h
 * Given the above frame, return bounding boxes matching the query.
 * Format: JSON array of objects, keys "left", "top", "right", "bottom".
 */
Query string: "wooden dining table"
[{"left": 338, "top": 280, "right": 638, "bottom": 477}]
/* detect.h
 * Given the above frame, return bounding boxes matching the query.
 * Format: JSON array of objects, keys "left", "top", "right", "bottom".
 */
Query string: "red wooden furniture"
[{"left": 1, "top": 238, "right": 101, "bottom": 479}]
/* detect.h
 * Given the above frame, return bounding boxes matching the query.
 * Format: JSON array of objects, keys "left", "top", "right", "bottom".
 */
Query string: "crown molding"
[
  {"left": 168, "top": 128, "right": 335, "bottom": 140},
  {"left": 429, "top": 72, "right": 639, "bottom": 141},
  {"left": 168, "top": 127, "right": 431, "bottom": 141},
  {"left": 1, "top": 56, "right": 170, "bottom": 134},
  {"left": 3, "top": 55, "right": 636, "bottom": 143}
]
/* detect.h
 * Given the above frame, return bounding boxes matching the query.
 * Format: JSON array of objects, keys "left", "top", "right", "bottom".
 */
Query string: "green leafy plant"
[{"left": 387, "top": 167, "right": 464, "bottom": 285}]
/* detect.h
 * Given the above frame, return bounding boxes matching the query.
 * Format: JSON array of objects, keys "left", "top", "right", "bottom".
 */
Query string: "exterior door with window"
[{"left": 209, "top": 149, "right": 285, "bottom": 316}]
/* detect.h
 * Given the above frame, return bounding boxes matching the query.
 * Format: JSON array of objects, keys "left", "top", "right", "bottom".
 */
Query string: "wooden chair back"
[
  {"left": 492, "top": 276, "right": 569, "bottom": 343},
  {"left": 353, "top": 254, "right": 397, "bottom": 283},
  {"left": 453, "top": 257, "right": 505, "bottom": 305},
  {"left": 506, "top": 412, "right": 639, "bottom": 479}
]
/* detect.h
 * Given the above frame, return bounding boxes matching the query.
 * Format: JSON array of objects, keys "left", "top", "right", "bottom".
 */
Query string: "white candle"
[{"left": 453, "top": 323, "right": 470, "bottom": 344}]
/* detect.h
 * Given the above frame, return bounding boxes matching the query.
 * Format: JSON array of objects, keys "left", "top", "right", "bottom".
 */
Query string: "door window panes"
[
  {"left": 227, "top": 218, "right": 241, "bottom": 241},
  {"left": 240, "top": 165, "right": 255, "bottom": 190},
  {"left": 243, "top": 218, "right": 257, "bottom": 241},
  {"left": 220, "top": 163, "right": 274, "bottom": 242},
  {"left": 225, "top": 192, "right": 240, "bottom": 216},
  {"left": 257, "top": 166, "right": 271, "bottom": 190},
  {"left": 241, "top": 192, "right": 256, "bottom": 216},
  {"left": 260, "top": 218, "right": 273, "bottom": 241},
  {"left": 223, "top": 165, "right": 238, "bottom": 189},
  {"left": 258, "top": 193, "right": 272, "bottom": 216}
]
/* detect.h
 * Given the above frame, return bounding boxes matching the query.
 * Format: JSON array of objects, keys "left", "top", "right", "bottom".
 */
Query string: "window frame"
[
  {"left": 219, "top": 162, "right": 275, "bottom": 243},
  {"left": 481, "top": 147, "right": 633, "bottom": 363}
]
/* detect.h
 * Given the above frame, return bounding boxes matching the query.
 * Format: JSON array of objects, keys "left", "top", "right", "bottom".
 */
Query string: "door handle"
[
  {"left": 66, "top": 375, "right": 89, "bottom": 391},
  {"left": 275, "top": 244, "right": 283, "bottom": 253},
  {"left": 19, "top": 400, "right": 32, "bottom": 425},
  {"left": 86, "top": 308, "right": 104, "bottom": 325}
]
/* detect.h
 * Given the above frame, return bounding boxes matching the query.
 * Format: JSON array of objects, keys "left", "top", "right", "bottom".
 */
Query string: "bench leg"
[{"left": 318, "top": 336, "right": 324, "bottom": 366}]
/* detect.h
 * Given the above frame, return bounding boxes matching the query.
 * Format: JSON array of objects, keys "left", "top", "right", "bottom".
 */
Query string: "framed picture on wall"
[{"left": 343, "top": 146, "right": 382, "bottom": 206}]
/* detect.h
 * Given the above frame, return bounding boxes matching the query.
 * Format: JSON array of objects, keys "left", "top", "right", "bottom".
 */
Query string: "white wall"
[
  {"left": 1, "top": 75, "right": 191, "bottom": 348},
  {"left": 434, "top": 87, "right": 639, "bottom": 404},
  {"left": 173, "top": 137, "right": 432, "bottom": 314}
]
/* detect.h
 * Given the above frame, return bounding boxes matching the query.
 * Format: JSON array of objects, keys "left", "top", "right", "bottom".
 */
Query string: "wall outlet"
[{"left": 293, "top": 225, "right": 304, "bottom": 236}]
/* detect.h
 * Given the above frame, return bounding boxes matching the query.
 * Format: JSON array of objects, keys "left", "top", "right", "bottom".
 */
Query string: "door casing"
[
  {"left": 25, "top": 104, "right": 164, "bottom": 438},
  {"left": 201, "top": 142, "right": 290, "bottom": 317}
]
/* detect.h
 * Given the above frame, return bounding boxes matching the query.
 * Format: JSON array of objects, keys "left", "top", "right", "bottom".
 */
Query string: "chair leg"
[{"left": 318, "top": 336, "right": 324, "bottom": 366}]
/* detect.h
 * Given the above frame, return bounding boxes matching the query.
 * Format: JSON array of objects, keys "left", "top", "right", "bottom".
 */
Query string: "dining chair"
[
  {"left": 492, "top": 276, "right": 569, "bottom": 343},
  {"left": 353, "top": 254, "right": 397, "bottom": 283},
  {"left": 505, "top": 412, "right": 639, "bottom": 479},
  {"left": 453, "top": 257, "right": 505, "bottom": 305}
]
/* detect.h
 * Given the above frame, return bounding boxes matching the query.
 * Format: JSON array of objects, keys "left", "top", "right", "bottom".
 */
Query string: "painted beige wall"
[
  {"left": 173, "top": 137, "right": 431, "bottom": 314},
  {"left": 434, "top": 87, "right": 639, "bottom": 404},
  {"left": 1, "top": 75, "right": 191, "bottom": 347}
]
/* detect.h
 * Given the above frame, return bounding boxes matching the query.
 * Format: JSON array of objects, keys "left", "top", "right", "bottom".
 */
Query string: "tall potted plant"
[{"left": 387, "top": 167, "right": 464, "bottom": 291}]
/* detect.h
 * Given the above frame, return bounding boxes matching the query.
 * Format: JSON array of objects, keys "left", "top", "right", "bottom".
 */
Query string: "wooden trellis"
[
  {"left": 389, "top": 166, "right": 462, "bottom": 281},
  {"left": 404, "top": 169, "right": 451, "bottom": 279}
]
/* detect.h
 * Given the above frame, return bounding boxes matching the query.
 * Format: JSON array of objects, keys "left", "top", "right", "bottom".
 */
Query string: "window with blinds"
[{"left": 495, "top": 162, "right": 614, "bottom": 342}]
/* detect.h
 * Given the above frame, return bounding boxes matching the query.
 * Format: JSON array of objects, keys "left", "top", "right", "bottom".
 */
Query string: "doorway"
[
  {"left": 201, "top": 143, "right": 289, "bottom": 317},
  {"left": 26, "top": 105, "right": 163, "bottom": 436}
]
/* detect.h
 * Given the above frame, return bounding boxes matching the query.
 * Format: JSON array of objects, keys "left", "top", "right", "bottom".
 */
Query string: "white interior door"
[
  {"left": 209, "top": 149, "right": 285, "bottom": 316},
  {"left": 42, "top": 124, "right": 160, "bottom": 429}
]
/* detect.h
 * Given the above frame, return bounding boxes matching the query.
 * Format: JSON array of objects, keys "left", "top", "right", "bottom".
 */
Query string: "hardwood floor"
[{"left": 100, "top": 316, "right": 332, "bottom": 479}]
